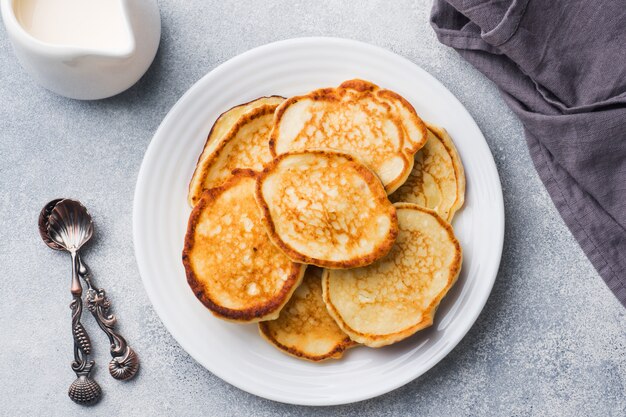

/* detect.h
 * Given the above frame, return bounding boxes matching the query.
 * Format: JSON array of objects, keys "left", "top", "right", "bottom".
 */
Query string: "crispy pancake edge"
[
  {"left": 322, "top": 203, "right": 463, "bottom": 347},
  {"left": 196, "top": 103, "right": 280, "bottom": 190},
  {"left": 258, "top": 267, "right": 356, "bottom": 361},
  {"left": 424, "top": 123, "right": 466, "bottom": 221},
  {"left": 183, "top": 170, "right": 306, "bottom": 322},
  {"left": 188, "top": 96, "right": 285, "bottom": 207},
  {"left": 258, "top": 324, "right": 356, "bottom": 362},
  {"left": 339, "top": 79, "right": 428, "bottom": 155},
  {"left": 255, "top": 149, "right": 399, "bottom": 269},
  {"left": 377, "top": 89, "right": 428, "bottom": 155}
]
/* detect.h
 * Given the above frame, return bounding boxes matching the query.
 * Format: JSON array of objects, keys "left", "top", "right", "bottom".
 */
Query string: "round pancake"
[
  {"left": 338, "top": 79, "right": 428, "bottom": 156},
  {"left": 322, "top": 203, "right": 462, "bottom": 347},
  {"left": 259, "top": 267, "right": 355, "bottom": 361},
  {"left": 390, "top": 123, "right": 465, "bottom": 221},
  {"left": 188, "top": 96, "right": 285, "bottom": 206},
  {"left": 183, "top": 170, "right": 305, "bottom": 322},
  {"left": 256, "top": 150, "right": 398, "bottom": 269},
  {"left": 269, "top": 82, "right": 417, "bottom": 193}
]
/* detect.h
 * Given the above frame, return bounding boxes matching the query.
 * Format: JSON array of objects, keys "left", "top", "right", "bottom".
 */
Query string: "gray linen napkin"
[{"left": 430, "top": 0, "right": 626, "bottom": 307}]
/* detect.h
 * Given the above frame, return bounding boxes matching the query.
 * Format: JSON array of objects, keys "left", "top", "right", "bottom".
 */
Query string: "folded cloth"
[{"left": 430, "top": 0, "right": 626, "bottom": 307}]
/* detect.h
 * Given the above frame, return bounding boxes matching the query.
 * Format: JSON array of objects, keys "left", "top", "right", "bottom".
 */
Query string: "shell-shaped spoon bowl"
[
  {"left": 38, "top": 199, "right": 64, "bottom": 250},
  {"left": 47, "top": 199, "right": 94, "bottom": 251}
]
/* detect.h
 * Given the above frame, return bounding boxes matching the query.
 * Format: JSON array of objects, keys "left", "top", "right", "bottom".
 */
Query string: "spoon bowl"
[
  {"left": 38, "top": 199, "right": 64, "bottom": 250},
  {"left": 46, "top": 199, "right": 94, "bottom": 252}
]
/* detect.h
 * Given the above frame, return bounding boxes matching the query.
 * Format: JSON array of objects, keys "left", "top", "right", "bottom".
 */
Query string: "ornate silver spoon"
[
  {"left": 75, "top": 253, "right": 139, "bottom": 380},
  {"left": 39, "top": 199, "right": 140, "bottom": 383},
  {"left": 40, "top": 199, "right": 102, "bottom": 405}
]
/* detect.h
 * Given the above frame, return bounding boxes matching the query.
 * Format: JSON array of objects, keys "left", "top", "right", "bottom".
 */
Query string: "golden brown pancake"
[
  {"left": 323, "top": 203, "right": 462, "bottom": 347},
  {"left": 183, "top": 170, "right": 305, "bottom": 322},
  {"left": 188, "top": 96, "right": 285, "bottom": 206},
  {"left": 259, "top": 267, "right": 355, "bottom": 361},
  {"left": 255, "top": 149, "right": 398, "bottom": 269},
  {"left": 391, "top": 123, "right": 465, "bottom": 221},
  {"left": 338, "top": 79, "right": 427, "bottom": 156},
  {"left": 269, "top": 80, "right": 427, "bottom": 193}
]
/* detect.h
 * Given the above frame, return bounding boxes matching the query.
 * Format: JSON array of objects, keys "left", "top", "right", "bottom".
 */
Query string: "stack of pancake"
[{"left": 182, "top": 80, "right": 465, "bottom": 361}]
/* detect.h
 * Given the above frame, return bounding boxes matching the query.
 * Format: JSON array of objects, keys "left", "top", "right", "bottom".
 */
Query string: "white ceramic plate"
[{"left": 133, "top": 37, "right": 504, "bottom": 406}]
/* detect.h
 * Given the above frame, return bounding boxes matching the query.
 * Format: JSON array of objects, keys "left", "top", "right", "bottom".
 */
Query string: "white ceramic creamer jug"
[{"left": 1, "top": 0, "right": 161, "bottom": 100}]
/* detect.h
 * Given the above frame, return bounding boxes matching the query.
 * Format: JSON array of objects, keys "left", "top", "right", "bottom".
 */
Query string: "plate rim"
[{"left": 133, "top": 36, "right": 505, "bottom": 406}]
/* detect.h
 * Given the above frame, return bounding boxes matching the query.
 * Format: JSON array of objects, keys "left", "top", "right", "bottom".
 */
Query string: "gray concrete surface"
[{"left": 1, "top": 1, "right": 625, "bottom": 416}]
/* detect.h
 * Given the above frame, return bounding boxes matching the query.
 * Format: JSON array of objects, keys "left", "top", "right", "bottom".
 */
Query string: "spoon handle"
[
  {"left": 70, "top": 252, "right": 92, "bottom": 360},
  {"left": 77, "top": 253, "right": 139, "bottom": 381},
  {"left": 70, "top": 293, "right": 93, "bottom": 359},
  {"left": 68, "top": 252, "right": 101, "bottom": 405}
]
